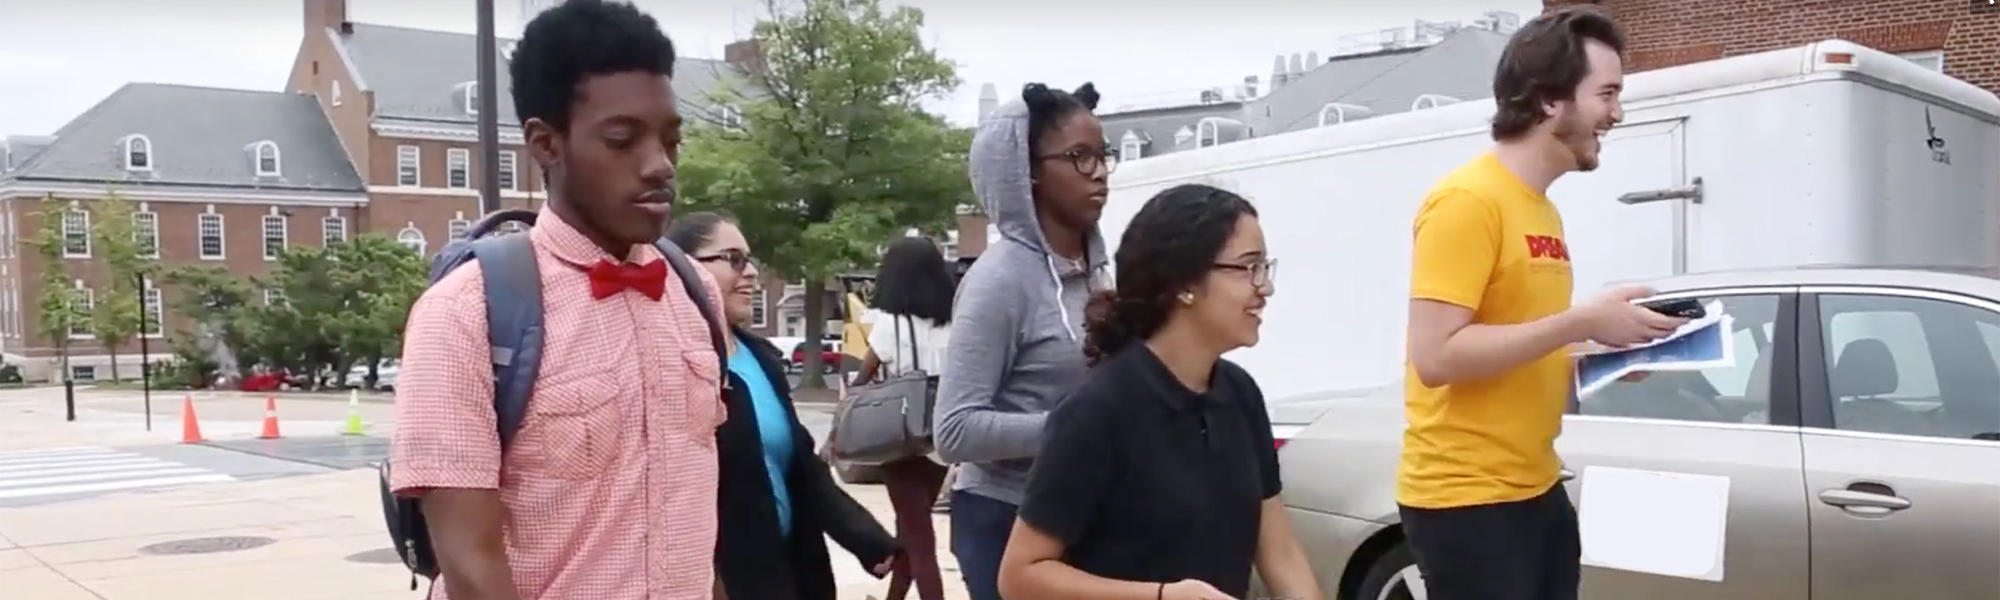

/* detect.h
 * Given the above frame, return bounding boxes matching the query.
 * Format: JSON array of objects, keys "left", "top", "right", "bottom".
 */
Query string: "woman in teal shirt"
[{"left": 669, "top": 212, "right": 897, "bottom": 600}]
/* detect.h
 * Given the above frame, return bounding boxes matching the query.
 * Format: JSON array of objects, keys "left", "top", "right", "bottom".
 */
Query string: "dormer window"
[
  {"left": 1173, "top": 127, "right": 1195, "bottom": 147},
  {"left": 1119, "top": 131, "right": 1146, "bottom": 162},
  {"left": 124, "top": 135, "right": 153, "bottom": 171},
  {"left": 331, "top": 80, "right": 342, "bottom": 107},
  {"left": 250, "top": 141, "right": 281, "bottom": 176},
  {"left": 720, "top": 105, "right": 743, "bottom": 128},
  {"left": 457, "top": 81, "right": 479, "bottom": 115}
]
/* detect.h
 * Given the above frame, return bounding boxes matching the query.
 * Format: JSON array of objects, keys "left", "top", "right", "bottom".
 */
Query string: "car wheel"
[{"left": 1356, "top": 542, "right": 1425, "bottom": 600}]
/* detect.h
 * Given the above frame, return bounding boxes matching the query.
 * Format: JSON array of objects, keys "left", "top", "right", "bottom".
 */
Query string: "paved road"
[{"left": 0, "top": 444, "right": 328, "bottom": 508}]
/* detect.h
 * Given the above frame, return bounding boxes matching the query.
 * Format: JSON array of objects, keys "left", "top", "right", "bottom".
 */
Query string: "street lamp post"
[
  {"left": 476, "top": 0, "right": 502, "bottom": 215},
  {"left": 136, "top": 273, "right": 153, "bottom": 432}
]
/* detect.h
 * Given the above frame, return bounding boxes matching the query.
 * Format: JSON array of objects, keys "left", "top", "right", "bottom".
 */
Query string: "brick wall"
[{"left": 1544, "top": 0, "right": 2000, "bottom": 92}]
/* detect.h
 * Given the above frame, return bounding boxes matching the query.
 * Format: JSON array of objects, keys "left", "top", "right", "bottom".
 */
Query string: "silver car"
[{"left": 1265, "top": 266, "right": 2000, "bottom": 600}]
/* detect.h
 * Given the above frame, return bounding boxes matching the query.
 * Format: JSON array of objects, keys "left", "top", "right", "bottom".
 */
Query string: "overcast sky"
[{"left": 0, "top": 0, "right": 1539, "bottom": 136}]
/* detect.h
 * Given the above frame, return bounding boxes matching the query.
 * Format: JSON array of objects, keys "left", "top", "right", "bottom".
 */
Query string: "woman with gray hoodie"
[{"left": 934, "top": 82, "right": 1113, "bottom": 600}]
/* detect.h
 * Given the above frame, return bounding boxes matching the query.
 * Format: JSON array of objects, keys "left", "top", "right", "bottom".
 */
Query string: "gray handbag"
[{"left": 830, "top": 315, "right": 936, "bottom": 466}]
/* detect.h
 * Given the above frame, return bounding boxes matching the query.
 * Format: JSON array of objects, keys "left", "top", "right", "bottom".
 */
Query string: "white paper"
[
  {"left": 1573, "top": 301, "right": 1729, "bottom": 356},
  {"left": 1574, "top": 314, "right": 1737, "bottom": 399},
  {"left": 1578, "top": 466, "right": 1731, "bottom": 582}
]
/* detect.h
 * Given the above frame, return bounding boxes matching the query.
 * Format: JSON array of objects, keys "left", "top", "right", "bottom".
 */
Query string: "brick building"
[
  {"left": 1544, "top": 0, "right": 2000, "bottom": 93},
  {"left": 0, "top": 83, "right": 370, "bottom": 382}
]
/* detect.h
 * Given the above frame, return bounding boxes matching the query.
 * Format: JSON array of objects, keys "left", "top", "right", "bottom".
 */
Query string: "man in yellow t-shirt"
[{"left": 1397, "top": 7, "right": 1686, "bottom": 600}]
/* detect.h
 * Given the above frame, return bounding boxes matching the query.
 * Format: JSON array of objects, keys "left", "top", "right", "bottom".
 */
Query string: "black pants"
[{"left": 1399, "top": 485, "right": 1580, "bottom": 600}]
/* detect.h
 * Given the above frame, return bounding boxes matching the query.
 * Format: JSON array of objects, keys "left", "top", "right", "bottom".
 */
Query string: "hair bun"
[
  {"left": 1072, "top": 83, "right": 1100, "bottom": 110},
  {"left": 1021, "top": 83, "right": 1057, "bottom": 109}
]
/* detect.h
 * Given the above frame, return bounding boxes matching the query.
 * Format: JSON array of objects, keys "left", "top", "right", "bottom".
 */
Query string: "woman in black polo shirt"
[{"left": 996, "top": 184, "right": 1322, "bottom": 600}]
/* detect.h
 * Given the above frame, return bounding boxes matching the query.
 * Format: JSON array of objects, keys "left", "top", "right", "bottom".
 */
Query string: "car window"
[
  {"left": 1577, "top": 294, "right": 1779, "bottom": 425},
  {"left": 1817, "top": 294, "right": 2000, "bottom": 440}
]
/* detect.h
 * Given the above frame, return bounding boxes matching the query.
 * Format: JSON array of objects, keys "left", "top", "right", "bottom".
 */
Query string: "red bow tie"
[{"left": 586, "top": 259, "right": 668, "bottom": 301}]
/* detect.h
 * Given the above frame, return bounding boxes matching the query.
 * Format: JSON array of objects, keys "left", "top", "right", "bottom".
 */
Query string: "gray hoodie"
[{"left": 932, "top": 96, "right": 1110, "bottom": 506}]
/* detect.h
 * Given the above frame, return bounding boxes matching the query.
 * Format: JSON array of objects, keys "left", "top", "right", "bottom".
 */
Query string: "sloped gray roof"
[
  {"left": 337, "top": 23, "right": 753, "bottom": 125},
  {"left": 1100, "top": 102, "right": 1245, "bottom": 158},
  {"left": 1250, "top": 28, "right": 1510, "bottom": 135},
  {"left": 1, "top": 83, "right": 364, "bottom": 191}
]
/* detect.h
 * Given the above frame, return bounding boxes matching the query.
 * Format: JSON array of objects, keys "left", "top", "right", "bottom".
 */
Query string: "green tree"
[
  {"left": 677, "top": 0, "right": 971, "bottom": 384},
  {"left": 162, "top": 265, "right": 254, "bottom": 382},
  {"left": 29, "top": 195, "right": 89, "bottom": 382},
  {"left": 87, "top": 193, "right": 149, "bottom": 381},
  {"left": 328, "top": 234, "right": 427, "bottom": 382}
]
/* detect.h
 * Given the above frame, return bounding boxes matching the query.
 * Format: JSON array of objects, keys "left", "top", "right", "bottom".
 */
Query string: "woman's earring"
[{"left": 1178, "top": 292, "right": 1195, "bottom": 305}]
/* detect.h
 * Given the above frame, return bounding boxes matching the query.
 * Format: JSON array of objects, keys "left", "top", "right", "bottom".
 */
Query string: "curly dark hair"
[
  {"left": 1490, "top": 5, "right": 1626, "bottom": 141},
  {"left": 509, "top": 0, "right": 677, "bottom": 133},
  {"left": 870, "top": 237, "right": 955, "bottom": 325},
  {"left": 1022, "top": 82, "right": 1101, "bottom": 164},
  {"left": 1082, "top": 184, "right": 1258, "bottom": 365},
  {"left": 663, "top": 210, "right": 737, "bottom": 252}
]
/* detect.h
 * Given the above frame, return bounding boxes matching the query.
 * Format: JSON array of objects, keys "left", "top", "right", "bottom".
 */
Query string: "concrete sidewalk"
[
  {"left": 0, "top": 468, "right": 966, "bottom": 600},
  {"left": 0, "top": 388, "right": 401, "bottom": 453}
]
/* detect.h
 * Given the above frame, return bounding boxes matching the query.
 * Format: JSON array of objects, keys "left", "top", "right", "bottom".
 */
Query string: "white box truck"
[{"left": 1100, "top": 40, "right": 2000, "bottom": 402}]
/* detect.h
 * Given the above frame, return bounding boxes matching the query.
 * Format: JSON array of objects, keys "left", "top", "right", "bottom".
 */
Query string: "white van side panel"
[{"left": 1099, "top": 41, "right": 2000, "bottom": 401}]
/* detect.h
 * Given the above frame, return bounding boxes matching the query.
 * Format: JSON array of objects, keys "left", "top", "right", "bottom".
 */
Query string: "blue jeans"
[{"left": 949, "top": 491, "right": 1017, "bottom": 600}]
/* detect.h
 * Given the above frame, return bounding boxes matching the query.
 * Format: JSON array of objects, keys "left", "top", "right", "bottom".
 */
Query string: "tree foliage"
[
  {"left": 677, "top": 0, "right": 971, "bottom": 382},
  {"left": 29, "top": 195, "right": 87, "bottom": 379},
  {"left": 162, "top": 233, "right": 426, "bottom": 388},
  {"left": 87, "top": 194, "right": 150, "bottom": 380}
]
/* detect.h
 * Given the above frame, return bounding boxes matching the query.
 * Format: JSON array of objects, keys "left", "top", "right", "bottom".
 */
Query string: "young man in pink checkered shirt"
[{"left": 389, "top": 2, "right": 728, "bottom": 599}]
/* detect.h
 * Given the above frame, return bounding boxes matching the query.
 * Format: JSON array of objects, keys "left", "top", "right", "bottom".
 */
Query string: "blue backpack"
[{"left": 374, "top": 208, "right": 727, "bottom": 588}]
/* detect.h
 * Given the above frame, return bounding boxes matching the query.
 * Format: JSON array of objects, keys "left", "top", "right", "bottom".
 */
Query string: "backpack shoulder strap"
[
  {"left": 654, "top": 240, "right": 729, "bottom": 364},
  {"left": 471, "top": 234, "right": 545, "bottom": 448}
]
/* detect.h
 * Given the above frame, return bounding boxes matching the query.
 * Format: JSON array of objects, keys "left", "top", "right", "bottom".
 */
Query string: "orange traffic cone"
[
  {"left": 179, "top": 395, "right": 204, "bottom": 444},
  {"left": 258, "top": 395, "right": 282, "bottom": 439}
]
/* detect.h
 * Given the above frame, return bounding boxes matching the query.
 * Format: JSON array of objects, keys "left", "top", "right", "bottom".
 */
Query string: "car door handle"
[
  {"left": 1559, "top": 468, "right": 1576, "bottom": 482},
  {"left": 1818, "top": 489, "right": 1911, "bottom": 511}
]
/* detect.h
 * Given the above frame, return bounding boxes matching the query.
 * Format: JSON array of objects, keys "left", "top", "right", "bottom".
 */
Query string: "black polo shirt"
[{"left": 1017, "top": 345, "right": 1281, "bottom": 597}]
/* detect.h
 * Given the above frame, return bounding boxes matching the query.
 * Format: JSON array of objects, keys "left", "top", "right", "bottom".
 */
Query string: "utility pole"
[{"left": 476, "top": 0, "right": 502, "bottom": 215}]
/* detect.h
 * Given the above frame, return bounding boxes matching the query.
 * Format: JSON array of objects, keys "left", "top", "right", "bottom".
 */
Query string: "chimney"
[
  {"left": 977, "top": 83, "right": 998, "bottom": 124},
  {"left": 724, "top": 39, "right": 764, "bottom": 73},
  {"left": 1307, "top": 51, "right": 1320, "bottom": 66},
  {"left": 1242, "top": 75, "right": 1259, "bottom": 98},
  {"left": 1271, "top": 55, "right": 1288, "bottom": 88},
  {"left": 305, "top": 0, "right": 348, "bottom": 33},
  {"left": 1289, "top": 53, "right": 1305, "bottom": 78}
]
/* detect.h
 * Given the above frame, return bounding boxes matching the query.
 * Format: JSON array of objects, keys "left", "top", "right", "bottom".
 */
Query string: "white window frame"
[
  {"left": 397, "top": 226, "right": 427, "bottom": 255},
  {"left": 141, "top": 283, "right": 163, "bottom": 338},
  {"left": 1120, "top": 139, "right": 1143, "bottom": 162},
  {"left": 61, "top": 207, "right": 90, "bottom": 258},
  {"left": 1898, "top": 50, "right": 1944, "bottom": 72},
  {"left": 448, "top": 219, "right": 471, "bottom": 240},
  {"left": 132, "top": 209, "right": 159, "bottom": 259},
  {"left": 721, "top": 105, "right": 743, "bottom": 128},
  {"left": 463, "top": 82, "right": 479, "bottom": 115},
  {"left": 264, "top": 288, "right": 287, "bottom": 306},
  {"left": 253, "top": 141, "right": 282, "bottom": 176},
  {"left": 261, "top": 214, "right": 288, "bottom": 261},
  {"left": 498, "top": 150, "right": 518, "bottom": 191},
  {"left": 446, "top": 148, "right": 470, "bottom": 189},
  {"left": 198, "top": 213, "right": 225, "bottom": 260},
  {"left": 67, "top": 282, "right": 93, "bottom": 339},
  {"left": 124, "top": 135, "right": 153, "bottom": 171},
  {"left": 750, "top": 282, "right": 768, "bottom": 328},
  {"left": 322, "top": 215, "right": 348, "bottom": 246},
  {"left": 397, "top": 145, "right": 421, "bottom": 186}
]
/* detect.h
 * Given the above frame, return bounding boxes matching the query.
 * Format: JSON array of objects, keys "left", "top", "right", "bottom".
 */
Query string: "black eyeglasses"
[
  {"left": 693, "top": 250, "right": 755, "bottom": 273},
  {"left": 1036, "top": 143, "right": 1119, "bottom": 176},
  {"left": 1213, "top": 258, "right": 1277, "bottom": 287}
]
